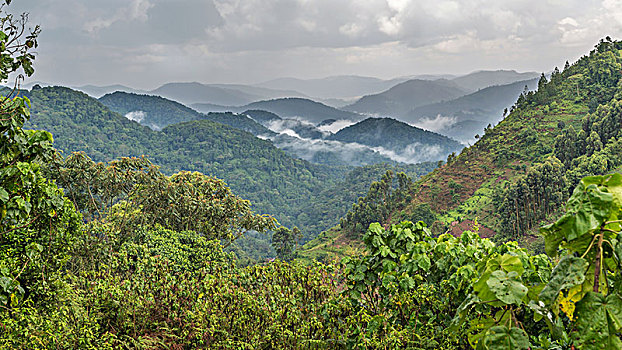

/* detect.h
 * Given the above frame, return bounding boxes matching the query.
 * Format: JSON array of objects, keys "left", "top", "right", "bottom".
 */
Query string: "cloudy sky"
[{"left": 8, "top": 0, "right": 622, "bottom": 89}]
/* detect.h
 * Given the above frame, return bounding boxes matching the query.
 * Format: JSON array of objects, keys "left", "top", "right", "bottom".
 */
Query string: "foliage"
[
  {"left": 271, "top": 226, "right": 301, "bottom": 261},
  {"left": 0, "top": 1, "right": 81, "bottom": 309},
  {"left": 24, "top": 86, "right": 437, "bottom": 261},
  {"left": 203, "top": 111, "right": 274, "bottom": 136},
  {"left": 454, "top": 173, "right": 622, "bottom": 348},
  {"left": 53, "top": 152, "right": 277, "bottom": 246}
]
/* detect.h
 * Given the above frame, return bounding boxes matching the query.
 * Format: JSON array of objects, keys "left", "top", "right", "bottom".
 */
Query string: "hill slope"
[
  {"left": 99, "top": 91, "right": 203, "bottom": 130},
  {"left": 405, "top": 78, "right": 539, "bottom": 142},
  {"left": 202, "top": 112, "right": 275, "bottom": 137},
  {"left": 327, "top": 117, "right": 464, "bottom": 163},
  {"left": 450, "top": 70, "right": 539, "bottom": 93},
  {"left": 151, "top": 82, "right": 261, "bottom": 106},
  {"left": 241, "top": 98, "right": 362, "bottom": 124},
  {"left": 344, "top": 79, "right": 467, "bottom": 116},
  {"left": 24, "top": 86, "right": 436, "bottom": 261},
  {"left": 73, "top": 84, "right": 145, "bottom": 98}
]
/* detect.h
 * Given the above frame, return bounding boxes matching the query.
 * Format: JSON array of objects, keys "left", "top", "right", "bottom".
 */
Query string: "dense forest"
[{"left": 4, "top": 1, "right": 622, "bottom": 348}]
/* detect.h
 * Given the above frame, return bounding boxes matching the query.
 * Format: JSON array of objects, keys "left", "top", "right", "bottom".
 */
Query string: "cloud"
[
  {"left": 84, "top": 0, "right": 153, "bottom": 34},
  {"left": 262, "top": 120, "right": 449, "bottom": 164},
  {"left": 370, "top": 143, "right": 444, "bottom": 163},
  {"left": 11, "top": 0, "right": 622, "bottom": 88},
  {"left": 124, "top": 110, "right": 146, "bottom": 122},
  {"left": 317, "top": 119, "right": 356, "bottom": 134},
  {"left": 411, "top": 114, "right": 457, "bottom": 132}
]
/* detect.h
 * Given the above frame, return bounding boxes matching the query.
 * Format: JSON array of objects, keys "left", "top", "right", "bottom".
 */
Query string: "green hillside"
[
  {"left": 450, "top": 70, "right": 539, "bottom": 92},
  {"left": 99, "top": 91, "right": 202, "bottom": 130},
  {"left": 242, "top": 97, "right": 361, "bottom": 124},
  {"left": 304, "top": 38, "right": 622, "bottom": 257},
  {"left": 327, "top": 117, "right": 464, "bottom": 162},
  {"left": 23, "top": 86, "right": 434, "bottom": 260},
  {"left": 202, "top": 111, "right": 275, "bottom": 136}
]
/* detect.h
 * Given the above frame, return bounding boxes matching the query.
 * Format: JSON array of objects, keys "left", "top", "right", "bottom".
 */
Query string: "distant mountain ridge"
[
  {"left": 406, "top": 78, "right": 539, "bottom": 142},
  {"left": 450, "top": 70, "right": 539, "bottom": 93},
  {"left": 241, "top": 98, "right": 362, "bottom": 124},
  {"left": 344, "top": 79, "right": 467, "bottom": 116},
  {"left": 255, "top": 75, "right": 411, "bottom": 99},
  {"left": 151, "top": 82, "right": 262, "bottom": 106}
]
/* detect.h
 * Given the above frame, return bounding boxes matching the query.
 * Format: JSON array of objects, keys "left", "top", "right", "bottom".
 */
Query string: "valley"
[{"left": 3, "top": 0, "right": 622, "bottom": 347}]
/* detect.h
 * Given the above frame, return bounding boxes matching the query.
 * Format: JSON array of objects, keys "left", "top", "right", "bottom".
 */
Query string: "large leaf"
[
  {"left": 487, "top": 270, "right": 528, "bottom": 305},
  {"left": 542, "top": 180, "right": 612, "bottom": 256},
  {"left": 539, "top": 255, "right": 588, "bottom": 305},
  {"left": 486, "top": 254, "right": 525, "bottom": 275},
  {"left": 604, "top": 173, "right": 622, "bottom": 209},
  {"left": 482, "top": 326, "right": 530, "bottom": 350},
  {"left": 573, "top": 292, "right": 622, "bottom": 350}
]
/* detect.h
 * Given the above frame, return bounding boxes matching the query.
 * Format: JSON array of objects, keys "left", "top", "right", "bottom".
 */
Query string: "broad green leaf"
[
  {"left": 539, "top": 255, "right": 588, "bottom": 305},
  {"left": 487, "top": 270, "right": 528, "bottom": 305},
  {"left": 482, "top": 326, "right": 530, "bottom": 350},
  {"left": 451, "top": 294, "right": 479, "bottom": 330},
  {"left": 417, "top": 254, "right": 431, "bottom": 271},
  {"left": 0, "top": 187, "right": 8, "bottom": 202},
  {"left": 499, "top": 255, "right": 524, "bottom": 275},
  {"left": 573, "top": 292, "right": 622, "bottom": 350},
  {"left": 604, "top": 173, "right": 622, "bottom": 209},
  {"left": 474, "top": 272, "right": 505, "bottom": 307},
  {"left": 542, "top": 181, "right": 612, "bottom": 255},
  {"left": 368, "top": 222, "right": 383, "bottom": 235}
]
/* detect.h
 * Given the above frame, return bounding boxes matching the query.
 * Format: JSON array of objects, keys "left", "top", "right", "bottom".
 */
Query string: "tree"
[
  {"left": 272, "top": 226, "right": 301, "bottom": 260},
  {"left": 54, "top": 153, "right": 278, "bottom": 247},
  {"left": 0, "top": 1, "right": 81, "bottom": 307}
]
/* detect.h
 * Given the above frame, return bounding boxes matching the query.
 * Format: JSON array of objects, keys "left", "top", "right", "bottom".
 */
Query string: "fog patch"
[
  {"left": 124, "top": 110, "right": 146, "bottom": 123},
  {"left": 412, "top": 114, "right": 457, "bottom": 132},
  {"left": 271, "top": 133, "right": 449, "bottom": 165},
  {"left": 317, "top": 119, "right": 356, "bottom": 134},
  {"left": 371, "top": 143, "right": 444, "bottom": 163},
  {"left": 273, "top": 135, "right": 385, "bottom": 165},
  {"left": 265, "top": 118, "right": 324, "bottom": 139}
]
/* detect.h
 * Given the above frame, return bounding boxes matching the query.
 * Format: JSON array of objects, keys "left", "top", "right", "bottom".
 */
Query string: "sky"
[{"left": 8, "top": 0, "right": 622, "bottom": 89}]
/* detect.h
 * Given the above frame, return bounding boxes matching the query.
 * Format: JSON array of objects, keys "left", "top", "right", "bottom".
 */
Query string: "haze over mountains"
[{"left": 22, "top": 69, "right": 541, "bottom": 148}]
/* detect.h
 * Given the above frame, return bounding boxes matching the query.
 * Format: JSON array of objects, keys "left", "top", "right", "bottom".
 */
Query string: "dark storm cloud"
[{"left": 7, "top": 0, "right": 622, "bottom": 88}]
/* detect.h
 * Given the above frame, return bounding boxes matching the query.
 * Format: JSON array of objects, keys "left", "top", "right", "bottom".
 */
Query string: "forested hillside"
[
  {"left": 99, "top": 91, "right": 202, "bottom": 130},
  {"left": 241, "top": 97, "right": 361, "bottom": 124},
  {"left": 202, "top": 111, "right": 275, "bottom": 136},
  {"left": 23, "top": 86, "right": 434, "bottom": 258},
  {"left": 327, "top": 117, "right": 464, "bottom": 162}
]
